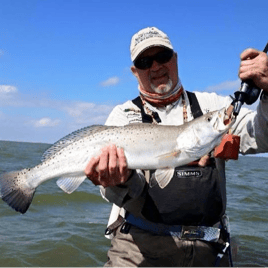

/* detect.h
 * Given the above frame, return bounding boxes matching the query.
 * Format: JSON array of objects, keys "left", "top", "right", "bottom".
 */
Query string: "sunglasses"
[{"left": 134, "top": 49, "right": 174, "bottom": 70}]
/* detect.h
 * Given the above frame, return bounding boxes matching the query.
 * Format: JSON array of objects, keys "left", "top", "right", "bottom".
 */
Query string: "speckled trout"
[{"left": 0, "top": 107, "right": 234, "bottom": 214}]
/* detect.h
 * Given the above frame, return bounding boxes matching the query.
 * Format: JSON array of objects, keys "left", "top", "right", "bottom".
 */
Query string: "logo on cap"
[{"left": 134, "top": 29, "right": 163, "bottom": 46}]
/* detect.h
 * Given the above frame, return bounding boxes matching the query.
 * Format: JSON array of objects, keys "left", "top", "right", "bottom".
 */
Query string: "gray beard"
[{"left": 150, "top": 79, "right": 173, "bottom": 94}]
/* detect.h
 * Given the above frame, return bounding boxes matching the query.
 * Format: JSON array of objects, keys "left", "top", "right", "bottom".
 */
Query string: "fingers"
[
  {"left": 117, "top": 148, "right": 129, "bottom": 183},
  {"left": 240, "top": 48, "right": 260, "bottom": 61},
  {"left": 198, "top": 155, "right": 210, "bottom": 167},
  {"left": 239, "top": 49, "right": 260, "bottom": 81},
  {"left": 98, "top": 146, "right": 110, "bottom": 180},
  {"left": 85, "top": 145, "right": 130, "bottom": 187},
  {"left": 85, "top": 156, "right": 101, "bottom": 185},
  {"left": 239, "top": 48, "right": 268, "bottom": 90},
  {"left": 108, "top": 145, "right": 121, "bottom": 180}
]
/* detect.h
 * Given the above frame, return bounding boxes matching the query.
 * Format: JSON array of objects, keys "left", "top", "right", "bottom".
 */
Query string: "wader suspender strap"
[
  {"left": 185, "top": 91, "right": 203, "bottom": 118},
  {"left": 132, "top": 91, "right": 203, "bottom": 123},
  {"left": 132, "top": 97, "right": 154, "bottom": 123}
]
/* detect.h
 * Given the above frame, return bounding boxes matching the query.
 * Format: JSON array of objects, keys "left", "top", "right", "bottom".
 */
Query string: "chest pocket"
[{"left": 144, "top": 163, "right": 224, "bottom": 226}]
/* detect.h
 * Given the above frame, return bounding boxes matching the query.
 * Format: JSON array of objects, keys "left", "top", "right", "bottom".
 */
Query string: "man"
[{"left": 85, "top": 27, "right": 268, "bottom": 266}]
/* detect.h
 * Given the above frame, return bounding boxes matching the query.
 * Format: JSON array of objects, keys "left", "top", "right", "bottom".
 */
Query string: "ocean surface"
[{"left": 0, "top": 140, "right": 267, "bottom": 267}]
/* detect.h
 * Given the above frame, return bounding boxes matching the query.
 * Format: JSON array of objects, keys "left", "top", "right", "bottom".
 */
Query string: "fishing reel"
[{"left": 233, "top": 80, "right": 262, "bottom": 116}]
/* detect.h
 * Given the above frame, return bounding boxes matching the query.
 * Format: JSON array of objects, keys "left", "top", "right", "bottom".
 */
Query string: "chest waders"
[{"left": 130, "top": 91, "right": 233, "bottom": 266}]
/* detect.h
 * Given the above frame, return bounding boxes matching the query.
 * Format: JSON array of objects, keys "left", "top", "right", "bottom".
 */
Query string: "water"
[{"left": 0, "top": 140, "right": 267, "bottom": 266}]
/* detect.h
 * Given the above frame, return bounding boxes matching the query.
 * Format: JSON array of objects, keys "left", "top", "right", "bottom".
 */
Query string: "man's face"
[{"left": 131, "top": 46, "right": 178, "bottom": 94}]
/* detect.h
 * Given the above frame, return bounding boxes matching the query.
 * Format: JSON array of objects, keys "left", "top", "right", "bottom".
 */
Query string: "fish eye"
[{"left": 206, "top": 116, "right": 212, "bottom": 122}]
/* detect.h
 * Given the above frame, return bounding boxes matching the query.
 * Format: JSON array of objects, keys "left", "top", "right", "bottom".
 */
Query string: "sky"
[{"left": 0, "top": 0, "right": 268, "bottom": 144}]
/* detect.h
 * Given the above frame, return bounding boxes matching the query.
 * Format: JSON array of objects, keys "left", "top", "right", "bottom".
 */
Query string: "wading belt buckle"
[{"left": 180, "top": 226, "right": 205, "bottom": 240}]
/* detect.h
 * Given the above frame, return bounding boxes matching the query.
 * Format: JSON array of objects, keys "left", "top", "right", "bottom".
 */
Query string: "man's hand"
[
  {"left": 85, "top": 144, "right": 131, "bottom": 187},
  {"left": 239, "top": 48, "right": 268, "bottom": 91},
  {"left": 198, "top": 154, "right": 210, "bottom": 167}
]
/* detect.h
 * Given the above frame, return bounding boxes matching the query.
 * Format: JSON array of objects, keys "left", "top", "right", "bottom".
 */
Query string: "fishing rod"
[{"left": 233, "top": 42, "right": 268, "bottom": 116}]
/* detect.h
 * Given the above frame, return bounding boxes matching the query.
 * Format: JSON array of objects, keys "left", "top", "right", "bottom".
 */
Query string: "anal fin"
[{"left": 56, "top": 176, "right": 86, "bottom": 194}]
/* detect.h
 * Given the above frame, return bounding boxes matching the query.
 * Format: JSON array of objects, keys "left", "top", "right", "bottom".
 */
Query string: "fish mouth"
[
  {"left": 223, "top": 108, "right": 236, "bottom": 127},
  {"left": 214, "top": 108, "right": 235, "bottom": 131}
]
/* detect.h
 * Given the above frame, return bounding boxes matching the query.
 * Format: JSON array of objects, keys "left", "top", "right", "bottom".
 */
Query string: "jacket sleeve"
[
  {"left": 99, "top": 169, "right": 146, "bottom": 207},
  {"left": 232, "top": 94, "right": 268, "bottom": 154},
  {"left": 99, "top": 102, "right": 146, "bottom": 207}
]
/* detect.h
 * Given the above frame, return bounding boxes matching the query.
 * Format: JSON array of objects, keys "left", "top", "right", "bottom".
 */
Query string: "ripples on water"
[
  {"left": 0, "top": 141, "right": 111, "bottom": 266},
  {"left": 0, "top": 141, "right": 267, "bottom": 266},
  {"left": 226, "top": 156, "right": 268, "bottom": 266}
]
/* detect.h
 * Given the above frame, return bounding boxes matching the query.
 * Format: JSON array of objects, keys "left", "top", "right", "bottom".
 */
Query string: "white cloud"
[
  {"left": 0, "top": 85, "right": 116, "bottom": 142},
  {"left": 205, "top": 79, "right": 240, "bottom": 93},
  {"left": 100, "top": 76, "right": 120, "bottom": 87},
  {"left": 63, "top": 101, "right": 114, "bottom": 125},
  {"left": 33, "top": 117, "right": 61, "bottom": 128},
  {"left": 65, "top": 102, "right": 95, "bottom": 117},
  {"left": 0, "top": 85, "right": 18, "bottom": 94}
]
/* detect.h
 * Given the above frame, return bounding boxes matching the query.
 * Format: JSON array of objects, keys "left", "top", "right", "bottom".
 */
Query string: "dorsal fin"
[{"left": 41, "top": 125, "right": 111, "bottom": 162}]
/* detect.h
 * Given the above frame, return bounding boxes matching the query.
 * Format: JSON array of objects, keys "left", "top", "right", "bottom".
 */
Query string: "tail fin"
[{"left": 0, "top": 170, "right": 36, "bottom": 214}]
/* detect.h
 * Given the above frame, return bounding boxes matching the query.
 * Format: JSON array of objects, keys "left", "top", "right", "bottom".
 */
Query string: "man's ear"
[{"left": 131, "top": 65, "right": 138, "bottom": 77}]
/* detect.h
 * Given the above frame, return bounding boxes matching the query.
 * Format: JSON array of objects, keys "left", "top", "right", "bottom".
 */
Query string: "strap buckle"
[
  {"left": 120, "top": 222, "right": 132, "bottom": 234},
  {"left": 180, "top": 226, "right": 205, "bottom": 240},
  {"left": 105, "top": 215, "right": 125, "bottom": 236}
]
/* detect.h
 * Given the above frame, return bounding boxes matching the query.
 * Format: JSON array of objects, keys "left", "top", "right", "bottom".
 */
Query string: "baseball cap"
[{"left": 130, "top": 27, "right": 173, "bottom": 62}]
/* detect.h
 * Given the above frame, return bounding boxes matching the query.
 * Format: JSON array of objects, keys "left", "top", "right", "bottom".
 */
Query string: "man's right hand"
[{"left": 84, "top": 144, "right": 131, "bottom": 188}]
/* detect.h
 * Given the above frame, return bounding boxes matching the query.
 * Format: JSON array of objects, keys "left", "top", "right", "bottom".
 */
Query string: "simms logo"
[{"left": 176, "top": 170, "right": 202, "bottom": 178}]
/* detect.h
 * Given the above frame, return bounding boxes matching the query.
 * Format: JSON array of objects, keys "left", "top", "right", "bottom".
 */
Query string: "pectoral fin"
[
  {"left": 157, "top": 150, "right": 181, "bottom": 160},
  {"left": 56, "top": 176, "right": 86, "bottom": 194},
  {"left": 155, "top": 168, "right": 175, "bottom": 189}
]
